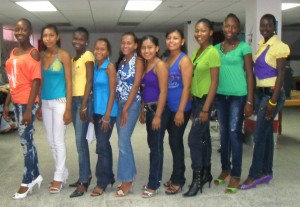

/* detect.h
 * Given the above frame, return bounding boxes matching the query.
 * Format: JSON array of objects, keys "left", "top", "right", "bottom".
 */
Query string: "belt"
[
  {"left": 192, "top": 95, "right": 207, "bottom": 102},
  {"left": 256, "top": 87, "right": 274, "bottom": 95},
  {"left": 144, "top": 103, "right": 157, "bottom": 112}
]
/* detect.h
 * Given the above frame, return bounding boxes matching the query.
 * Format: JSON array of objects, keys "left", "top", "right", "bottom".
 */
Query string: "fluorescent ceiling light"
[
  {"left": 16, "top": 1, "right": 57, "bottom": 12},
  {"left": 125, "top": 0, "right": 162, "bottom": 11},
  {"left": 282, "top": 3, "right": 300, "bottom": 10}
]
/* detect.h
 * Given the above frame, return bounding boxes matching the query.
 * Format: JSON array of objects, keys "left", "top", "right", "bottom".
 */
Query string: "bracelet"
[
  {"left": 246, "top": 101, "right": 252, "bottom": 105},
  {"left": 201, "top": 110, "right": 209, "bottom": 113},
  {"left": 268, "top": 99, "right": 277, "bottom": 106},
  {"left": 81, "top": 107, "right": 87, "bottom": 112},
  {"left": 101, "top": 117, "right": 111, "bottom": 123}
]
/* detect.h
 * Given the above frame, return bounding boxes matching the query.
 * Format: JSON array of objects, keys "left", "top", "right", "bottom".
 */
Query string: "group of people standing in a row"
[{"left": 2, "top": 12, "right": 289, "bottom": 200}]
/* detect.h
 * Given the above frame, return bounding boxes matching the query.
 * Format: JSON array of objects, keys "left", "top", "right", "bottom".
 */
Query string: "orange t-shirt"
[{"left": 5, "top": 48, "right": 41, "bottom": 104}]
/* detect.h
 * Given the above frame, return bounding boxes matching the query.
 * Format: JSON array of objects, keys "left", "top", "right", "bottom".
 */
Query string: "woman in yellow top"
[
  {"left": 69, "top": 27, "right": 94, "bottom": 198},
  {"left": 241, "top": 14, "right": 290, "bottom": 190}
]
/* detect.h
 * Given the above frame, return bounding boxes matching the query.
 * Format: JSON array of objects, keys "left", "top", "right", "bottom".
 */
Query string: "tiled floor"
[{"left": 0, "top": 107, "right": 299, "bottom": 207}]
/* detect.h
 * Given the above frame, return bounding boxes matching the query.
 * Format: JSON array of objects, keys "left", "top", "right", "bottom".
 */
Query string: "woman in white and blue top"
[{"left": 115, "top": 32, "right": 144, "bottom": 197}]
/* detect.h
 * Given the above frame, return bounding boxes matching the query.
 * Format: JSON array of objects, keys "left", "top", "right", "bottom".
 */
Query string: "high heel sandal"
[
  {"left": 224, "top": 177, "right": 240, "bottom": 194},
  {"left": 214, "top": 171, "right": 229, "bottom": 185},
  {"left": 69, "top": 176, "right": 92, "bottom": 188},
  {"left": 12, "top": 183, "right": 33, "bottom": 200},
  {"left": 165, "top": 184, "right": 182, "bottom": 195},
  {"left": 142, "top": 188, "right": 157, "bottom": 198},
  {"left": 31, "top": 175, "right": 43, "bottom": 189},
  {"left": 49, "top": 181, "right": 63, "bottom": 194},
  {"left": 115, "top": 182, "right": 134, "bottom": 197},
  {"left": 163, "top": 180, "right": 172, "bottom": 188}
]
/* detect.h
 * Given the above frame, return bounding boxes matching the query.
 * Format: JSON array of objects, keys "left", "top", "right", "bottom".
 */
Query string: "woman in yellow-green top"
[
  {"left": 69, "top": 27, "right": 95, "bottom": 198},
  {"left": 183, "top": 18, "right": 220, "bottom": 197}
]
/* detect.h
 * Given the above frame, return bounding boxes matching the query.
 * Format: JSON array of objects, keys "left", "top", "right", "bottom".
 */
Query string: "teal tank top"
[{"left": 41, "top": 52, "right": 66, "bottom": 100}]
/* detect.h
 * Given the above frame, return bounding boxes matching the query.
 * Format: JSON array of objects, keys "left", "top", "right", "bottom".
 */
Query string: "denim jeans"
[
  {"left": 187, "top": 96, "right": 212, "bottom": 171},
  {"left": 71, "top": 96, "right": 93, "bottom": 183},
  {"left": 217, "top": 95, "right": 246, "bottom": 177},
  {"left": 166, "top": 109, "right": 191, "bottom": 186},
  {"left": 14, "top": 103, "right": 40, "bottom": 184},
  {"left": 248, "top": 90, "right": 285, "bottom": 179},
  {"left": 42, "top": 99, "right": 68, "bottom": 182},
  {"left": 93, "top": 114, "right": 116, "bottom": 189},
  {"left": 145, "top": 105, "right": 169, "bottom": 190},
  {"left": 116, "top": 101, "right": 141, "bottom": 182}
]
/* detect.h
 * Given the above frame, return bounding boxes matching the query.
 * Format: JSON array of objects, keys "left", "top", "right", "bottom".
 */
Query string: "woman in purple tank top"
[{"left": 139, "top": 35, "right": 168, "bottom": 198}]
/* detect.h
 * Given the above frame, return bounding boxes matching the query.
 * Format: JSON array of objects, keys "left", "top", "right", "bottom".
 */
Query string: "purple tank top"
[
  {"left": 141, "top": 68, "right": 159, "bottom": 104},
  {"left": 254, "top": 46, "right": 278, "bottom": 80}
]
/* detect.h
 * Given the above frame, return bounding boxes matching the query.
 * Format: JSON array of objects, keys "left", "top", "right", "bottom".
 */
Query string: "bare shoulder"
[
  {"left": 58, "top": 48, "right": 72, "bottom": 61},
  {"left": 30, "top": 48, "right": 40, "bottom": 61}
]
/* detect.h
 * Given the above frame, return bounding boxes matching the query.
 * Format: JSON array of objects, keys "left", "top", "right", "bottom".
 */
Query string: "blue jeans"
[
  {"left": 217, "top": 95, "right": 246, "bottom": 177},
  {"left": 166, "top": 109, "right": 191, "bottom": 186},
  {"left": 116, "top": 101, "right": 141, "bottom": 182},
  {"left": 71, "top": 96, "right": 93, "bottom": 183},
  {"left": 187, "top": 96, "right": 212, "bottom": 171},
  {"left": 93, "top": 114, "right": 116, "bottom": 189},
  {"left": 145, "top": 105, "right": 169, "bottom": 190},
  {"left": 14, "top": 103, "right": 40, "bottom": 184},
  {"left": 248, "top": 89, "right": 285, "bottom": 179}
]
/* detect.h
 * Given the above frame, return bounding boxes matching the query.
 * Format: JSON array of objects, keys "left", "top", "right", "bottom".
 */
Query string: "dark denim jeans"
[
  {"left": 187, "top": 96, "right": 212, "bottom": 171},
  {"left": 14, "top": 103, "right": 40, "bottom": 184},
  {"left": 93, "top": 114, "right": 116, "bottom": 189},
  {"left": 145, "top": 105, "right": 169, "bottom": 190},
  {"left": 71, "top": 96, "right": 93, "bottom": 183},
  {"left": 166, "top": 110, "right": 191, "bottom": 186},
  {"left": 248, "top": 90, "right": 286, "bottom": 179},
  {"left": 217, "top": 94, "right": 246, "bottom": 177}
]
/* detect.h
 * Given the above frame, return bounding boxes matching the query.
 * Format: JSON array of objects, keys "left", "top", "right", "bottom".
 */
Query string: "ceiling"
[{"left": 1, "top": 0, "right": 300, "bottom": 33}]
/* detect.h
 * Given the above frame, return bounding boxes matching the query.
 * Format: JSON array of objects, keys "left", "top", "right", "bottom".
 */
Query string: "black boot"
[
  {"left": 201, "top": 165, "right": 213, "bottom": 189},
  {"left": 183, "top": 170, "right": 202, "bottom": 197}
]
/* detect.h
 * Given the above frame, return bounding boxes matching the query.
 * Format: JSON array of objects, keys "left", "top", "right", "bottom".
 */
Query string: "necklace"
[{"left": 220, "top": 41, "right": 236, "bottom": 53}]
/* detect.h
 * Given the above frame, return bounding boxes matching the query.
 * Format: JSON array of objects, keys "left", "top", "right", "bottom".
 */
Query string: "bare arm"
[
  {"left": 60, "top": 49, "right": 73, "bottom": 125},
  {"left": 120, "top": 57, "right": 144, "bottom": 127},
  {"left": 265, "top": 58, "right": 286, "bottom": 119},
  {"left": 175, "top": 56, "right": 193, "bottom": 126},
  {"left": 101, "top": 63, "right": 117, "bottom": 132},
  {"left": 80, "top": 60, "right": 94, "bottom": 120},
  {"left": 244, "top": 53, "right": 254, "bottom": 117},
  {"left": 199, "top": 67, "right": 219, "bottom": 122},
  {"left": 152, "top": 60, "right": 168, "bottom": 130}
]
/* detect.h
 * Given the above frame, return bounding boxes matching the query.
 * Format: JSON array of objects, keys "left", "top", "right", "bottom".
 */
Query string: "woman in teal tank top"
[{"left": 39, "top": 24, "right": 72, "bottom": 194}]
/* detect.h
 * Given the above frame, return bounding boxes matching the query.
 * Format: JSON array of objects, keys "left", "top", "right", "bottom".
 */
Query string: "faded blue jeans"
[
  {"left": 71, "top": 96, "right": 93, "bottom": 183},
  {"left": 217, "top": 94, "right": 246, "bottom": 178},
  {"left": 116, "top": 101, "right": 141, "bottom": 182},
  {"left": 14, "top": 103, "right": 40, "bottom": 184},
  {"left": 93, "top": 114, "right": 116, "bottom": 189},
  {"left": 248, "top": 89, "right": 285, "bottom": 179},
  {"left": 187, "top": 96, "right": 212, "bottom": 171}
]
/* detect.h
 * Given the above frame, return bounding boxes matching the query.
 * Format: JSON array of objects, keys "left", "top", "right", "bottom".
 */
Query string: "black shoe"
[
  {"left": 69, "top": 179, "right": 80, "bottom": 188},
  {"left": 69, "top": 183, "right": 88, "bottom": 198},
  {"left": 183, "top": 171, "right": 202, "bottom": 197},
  {"left": 69, "top": 176, "right": 92, "bottom": 188}
]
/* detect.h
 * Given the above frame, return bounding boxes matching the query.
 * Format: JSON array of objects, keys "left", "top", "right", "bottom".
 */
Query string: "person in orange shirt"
[{"left": 4, "top": 18, "right": 43, "bottom": 200}]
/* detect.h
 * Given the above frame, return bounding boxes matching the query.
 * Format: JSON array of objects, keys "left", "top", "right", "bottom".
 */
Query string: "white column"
[
  {"left": 245, "top": 0, "right": 282, "bottom": 53},
  {"left": 184, "top": 21, "right": 198, "bottom": 57}
]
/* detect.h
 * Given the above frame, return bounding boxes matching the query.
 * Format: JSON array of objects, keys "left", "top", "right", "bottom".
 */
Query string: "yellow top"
[
  {"left": 254, "top": 36, "right": 290, "bottom": 87},
  {"left": 72, "top": 51, "right": 94, "bottom": 96}
]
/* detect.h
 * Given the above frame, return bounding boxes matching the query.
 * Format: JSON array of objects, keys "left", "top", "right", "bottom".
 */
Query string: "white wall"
[{"left": 36, "top": 32, "right": 167, "bottom": 64}]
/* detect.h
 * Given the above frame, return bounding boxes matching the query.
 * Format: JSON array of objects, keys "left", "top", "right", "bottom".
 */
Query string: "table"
[{"left": 278, "top": 90, "right": 300, "bottom": 134}]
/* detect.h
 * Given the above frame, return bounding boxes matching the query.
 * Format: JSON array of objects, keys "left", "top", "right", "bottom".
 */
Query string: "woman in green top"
[
  {"left": 214, "top": 13, "right": 254, "bottom": 194},
  {"left": 183, "top": 18, "right": 220, "bottom": 197}
]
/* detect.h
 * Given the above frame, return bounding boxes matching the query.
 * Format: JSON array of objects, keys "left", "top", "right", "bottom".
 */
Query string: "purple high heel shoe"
[{"left": 240, "top": 175, "right": 273, "bottom": 190}]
